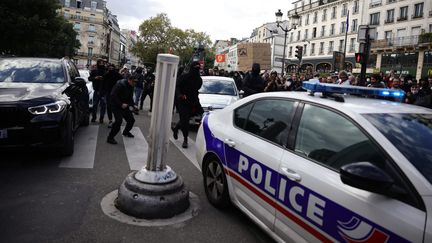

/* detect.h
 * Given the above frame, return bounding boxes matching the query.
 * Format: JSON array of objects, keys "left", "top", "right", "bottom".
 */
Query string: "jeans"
[
  {"left": 92, "top": 91, "right": 106, "bottom": 120},
  {"left": 134, "top": 87, "right": 143, "bottom": 106}
]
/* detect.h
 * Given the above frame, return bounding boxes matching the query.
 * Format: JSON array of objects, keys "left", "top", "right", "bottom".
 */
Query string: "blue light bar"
[{"left": 302, "top": 81, "right": 405, "bottom": 98}]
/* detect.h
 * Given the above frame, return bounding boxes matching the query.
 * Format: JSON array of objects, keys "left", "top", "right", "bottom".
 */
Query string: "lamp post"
[{"left": 275, "top": 9, "right": 300, "bottom": 76}]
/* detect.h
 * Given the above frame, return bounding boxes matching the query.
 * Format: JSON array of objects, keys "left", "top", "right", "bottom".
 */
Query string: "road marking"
[
  {"left": 59, "top": 125, "right": 99, "bottom": 169},
  {"left": 123, "top": 126, "right": 148, "bottom": 170},
  {"left": 170, "top": 137, "right": 201, "bottom": 171}
]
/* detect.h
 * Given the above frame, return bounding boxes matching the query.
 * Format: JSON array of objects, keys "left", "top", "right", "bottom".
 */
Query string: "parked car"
[
  {"left": 0, "top": 57, "right": 89, "bottom": 155},
  {"left": 191, "top": 76, "right": 240, "bottom": 125},
  {"left": 78, "top": 69, "right": 94, "bottom": 109},
  {"left": 195, "top": 82, "right": 432, "bottom": 242}
]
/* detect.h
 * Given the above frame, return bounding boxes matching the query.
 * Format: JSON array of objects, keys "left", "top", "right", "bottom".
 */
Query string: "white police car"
[{"left": 195, "top": 82, "right": 432, "bottom": 242}]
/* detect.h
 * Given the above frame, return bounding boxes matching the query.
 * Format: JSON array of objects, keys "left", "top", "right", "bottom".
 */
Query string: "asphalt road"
[{"left": 0, "top": 103, "right": 275, "bottom": 243}]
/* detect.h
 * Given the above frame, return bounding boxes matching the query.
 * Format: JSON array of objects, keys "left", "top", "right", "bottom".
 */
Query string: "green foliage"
[
  {"left": 0, "top": 0, "right": 80, "bottom": 57},
  {"left": 419, "top": 32, "right": 432, "bottom": 44},
  {"left": 132, "top": 13, "right": 213, "bottom": 67}
]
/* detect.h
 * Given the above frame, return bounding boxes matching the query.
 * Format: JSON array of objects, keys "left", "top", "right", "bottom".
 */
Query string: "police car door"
[
  {"left": 224, "top": 98, "right": 297, "bottom": 231},
  {"left": 275, "top": 103, "right": 425, "bottom": 242}
]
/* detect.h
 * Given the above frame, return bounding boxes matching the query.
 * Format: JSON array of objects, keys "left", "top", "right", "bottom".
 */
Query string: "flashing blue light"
[{"left": 302, "top": 81, "right": 405, "bottom": 99}]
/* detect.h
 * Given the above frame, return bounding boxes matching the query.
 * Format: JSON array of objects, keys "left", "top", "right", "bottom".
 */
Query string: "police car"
[{"left": 195, "top": 82, "right": 432, "bottom": 242}]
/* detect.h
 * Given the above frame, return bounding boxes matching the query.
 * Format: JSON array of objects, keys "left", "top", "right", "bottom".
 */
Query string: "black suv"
[{"left": 0, "top": 57, "right": 89, "bottom": 155}]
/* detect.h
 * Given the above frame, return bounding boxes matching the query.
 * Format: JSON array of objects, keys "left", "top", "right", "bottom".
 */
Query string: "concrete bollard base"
[{"left": 115, "top": 171, "right": 190, "bottom": 219}]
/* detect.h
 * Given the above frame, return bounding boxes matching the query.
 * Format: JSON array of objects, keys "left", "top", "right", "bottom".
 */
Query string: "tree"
[
  {"left": 0, "top": 0, "right": 80, "bottom": 57},
  {"left": 132, "top": 13, "right": 213, "bottom": 68}
]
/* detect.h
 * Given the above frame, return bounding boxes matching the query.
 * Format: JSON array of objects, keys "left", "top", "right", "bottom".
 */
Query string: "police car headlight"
[{"left": 28, "top": 100, "right": 67, "bottom": 115}]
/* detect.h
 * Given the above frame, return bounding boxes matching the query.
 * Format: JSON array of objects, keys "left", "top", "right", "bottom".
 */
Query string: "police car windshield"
[{"left": 363, "top": 113, "right": 432, "bottom": 183}]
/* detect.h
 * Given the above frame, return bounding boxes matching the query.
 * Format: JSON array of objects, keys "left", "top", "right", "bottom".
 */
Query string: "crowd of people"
[
  {"left": 87, "top": 59, "right": 155, "bottom": 144},
  {"left": 203, "top": 64, "right": 432, "bottom": 108},
  {"left": 86, "top": 60, "right": 431, "bottom": 145}
]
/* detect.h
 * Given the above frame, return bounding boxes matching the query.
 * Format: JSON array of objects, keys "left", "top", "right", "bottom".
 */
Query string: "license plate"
[{"left": 0, "top": 129, "right": 7, "bottom": 139}]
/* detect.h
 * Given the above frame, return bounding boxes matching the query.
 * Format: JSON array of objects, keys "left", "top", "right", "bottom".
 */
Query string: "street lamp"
[{"left": 275, "top": 9, "right": 300, "bottom": 76}]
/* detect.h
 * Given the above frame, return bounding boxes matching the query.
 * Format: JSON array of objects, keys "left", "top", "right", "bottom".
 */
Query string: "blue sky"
[{"left": 106, "top": 0, "right": 294, "bottom": 42}]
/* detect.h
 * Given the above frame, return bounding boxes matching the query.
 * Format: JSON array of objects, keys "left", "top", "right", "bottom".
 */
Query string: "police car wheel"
[{"left": 203, "top": 157, "right": 230, "bottom": 209}]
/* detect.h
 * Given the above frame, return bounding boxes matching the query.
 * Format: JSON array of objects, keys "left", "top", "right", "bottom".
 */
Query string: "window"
[
  {"left": 289, "top": 46, "right": 293, "bottom": 57},
  {"left": 330, "top": 24, "right": 335, "bottom": 35},
  {"left": 370, "top": 0, "right": 382, "bottom": 7},
  {"left": 332, "top": 6, "right": 337, "bottom": 19},
  {"left": 311, "top": 43, "right": 315, "bottom": 55},
  {"left": 339, "top": 39, "right": 344, "bottom": 52},
  {"left": 322, "top": 9, "right": 327, "bottom": 21},
  {"left": 312, "top": 27, "right": 317, "bottom": 38},
  {"left": 313, "top": 12, "right": 318, "bottom": 23},
  {"left": 76, "top": 0, "right": 82, "bottom": 8},
  {"left": 429, "top": 24, "right": 432, "bottom": 33},
  {"left": 88, "top": 36, "right": 94, "bottom": 44},
  {"left": 290, "top": 32, "right": 293, "bottom": 42},
  {"left": 91, "top": 1, "right": 97, "bottom": 11},
  {"left": 341, "top": 21, "right": 346, "bottom": 34},
  {"left": 306, "top": 14, "right": 310, "bottom": 25},
  {"left": 321, "top": 26, "right": 326, "bottom": 37},
  {"left": 303, "top": 44, "right": 307, "bottom": 55},
  {"left": 386, "top": 9, "right": 395, "bottom": 23},
  {"left": 304, "top": 29, "right": 308, "bottom": 40},
  {"left": 350, "top": 38, "right": 355, "bottom": 52},
  {"left": 75, "top": 34, "right": 80, "bottom": 40},
  {"left": 65, "top": 0, "right": 70, "bottom": 7},
  {"left": 64, "top": 12, "right": 70, "bottom": 18},
  {"left": 319, "top": 42, "right": 324, "bottom": 54},
  {"left": 297, "top": 31, "right": 301, "bottom": 41},
  {"left": 352, "top": 19, "right": 358, "bottom": 32},
  {"left": 414, "top": 3, "right": 424, "bottom": 18},
  {"left": 353, "top": 0, "right": 359, "bottom": 13},
  {"left": 236, "top": 100, "right": 295, "bottom": 147},
  {"left": 385, "top": 31, "right": 393, "bottom": 40},
  {"left": 370, "top": 12, "right": 380, "bottom": 25},
  {"left": 399, "top": 6, "right": 408, "bottom": 20},
  {"left": 299, "top": 17, "right": 302, "bottom": 27},
  {"left": 88, "top": 24, "right": 96, "bottom": 32},
  {"left": 73, "top": 22, "right": 80, "bottom": 30},
  {"left": 341, "top": 4, "right": 348, "bottom": 17},
  {"left": 329, "top": 41, "right": 334, "bottom": 53},
  {"left": 294, "top": 104, "right": 387, "bottom": 171},
  {"left": 88, "top": 47, "right": 93, "bottom": 56}
]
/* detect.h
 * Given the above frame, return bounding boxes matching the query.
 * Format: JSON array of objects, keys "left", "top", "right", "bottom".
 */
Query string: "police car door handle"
[
  {"left": 224, "top": 139, "right": 236, "bottom": 148},
  {"left": 281, "top": 167, "right": 302, "bottom": 182}
]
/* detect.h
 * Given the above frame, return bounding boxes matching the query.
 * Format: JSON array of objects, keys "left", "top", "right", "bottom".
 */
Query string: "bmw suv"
[{"left": 0, "top": 57, "right": 89, "bottom": 156}]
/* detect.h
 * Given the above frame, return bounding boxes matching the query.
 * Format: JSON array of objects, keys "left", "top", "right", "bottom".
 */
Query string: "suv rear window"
[
  {"left": 363, "top": 113, "right": 432, "bottom": 184},
  {"left": 0, "top": 59, "right": 65, "bottom": 83}
]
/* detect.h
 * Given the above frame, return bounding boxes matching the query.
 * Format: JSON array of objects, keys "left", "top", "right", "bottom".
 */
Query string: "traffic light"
[
  {"left": 355, "top": 53, "right": 364, "bottom": 63},
  {"left": 295, "top": 45, "right": 303, "bottom": 61}
]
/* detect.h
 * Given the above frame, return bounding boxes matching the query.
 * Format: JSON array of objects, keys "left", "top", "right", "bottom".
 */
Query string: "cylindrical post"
[{"left": 116, "top": 54, "right": 189, "bottom": 219}]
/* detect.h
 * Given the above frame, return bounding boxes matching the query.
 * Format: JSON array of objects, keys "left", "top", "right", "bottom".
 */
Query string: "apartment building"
[
  {"left": 365, "top": 0, "right": 432, "bottom": 79},
  {"left": 285, "top": 0, "right": 361, "bottom": 73}
]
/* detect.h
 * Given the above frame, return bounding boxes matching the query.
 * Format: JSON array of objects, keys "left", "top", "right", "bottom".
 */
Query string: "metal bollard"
[{"left": 116, "top": 54, "right": 189, "bottom": 219}]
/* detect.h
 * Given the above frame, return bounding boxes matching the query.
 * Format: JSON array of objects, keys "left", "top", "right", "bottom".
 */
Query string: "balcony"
[
  {"left": 384, "top": 18, "right": 394, "bottom": 24},
  {"left": 371, "top": 34, "right": 432, "bottom": 49},
  {"left": 412, "top": 14, "right": 423, "bottom": 19},
  {"left": 397, "top": 16, "right": 408, "bottom": 22}
]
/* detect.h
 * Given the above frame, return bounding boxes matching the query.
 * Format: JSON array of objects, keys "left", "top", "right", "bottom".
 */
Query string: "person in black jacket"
[
  {"left": 102, "top": 64, "right": 123, "bottom": 127},
  {"left": 140, "top": 67, "right": 155, "bottom": 112},
  {"left": 107, "top": 74, "right": 138, "bottom": 144},
  {"left": 88, "top": 59, "right": 106, "bottom": 123},
  {"left": 242, "top": 63, "right": 265, "bottom": 97},
  {"left": 172, "top": 61, "right": 203, "bottom": 148}
]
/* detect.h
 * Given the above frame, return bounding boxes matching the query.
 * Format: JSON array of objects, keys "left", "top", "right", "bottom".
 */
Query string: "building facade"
[
  {"left": 365, "top": 0, "right": 432, "bottom": 79},
  {"left": 106, "top": 10, "right": 121, "bottom": 66},
  {"left": 121, "top": 29, "right": 140, "bottom": 68},
  {"left": 285, "top": 0, "right": 360, "bottom": 74},
  {"left": 59, "top": 0, "right": 108, "bottom": 68}
]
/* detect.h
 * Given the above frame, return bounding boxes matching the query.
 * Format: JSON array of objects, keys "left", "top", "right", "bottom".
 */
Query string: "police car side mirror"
[{"left": 340, "top": 162, "right": 394, "bottom": 194}]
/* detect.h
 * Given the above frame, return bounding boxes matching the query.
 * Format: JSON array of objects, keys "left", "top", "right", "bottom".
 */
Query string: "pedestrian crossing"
[{"left": 56, "top": 125, "right": 199, "bottom": 171}]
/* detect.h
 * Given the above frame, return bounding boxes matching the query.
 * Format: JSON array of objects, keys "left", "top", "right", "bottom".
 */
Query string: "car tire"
[
  {"left": 203, "top": 156, "right": 230, "bottom": 209},
  {"left": 61, "top": 113, "right": 74, "bottom": 156}
]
